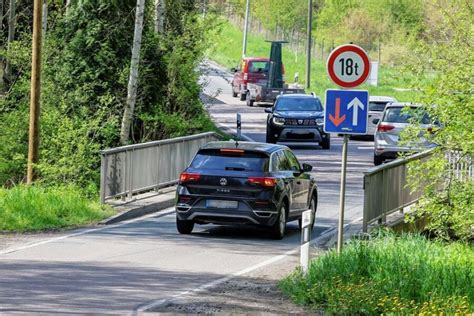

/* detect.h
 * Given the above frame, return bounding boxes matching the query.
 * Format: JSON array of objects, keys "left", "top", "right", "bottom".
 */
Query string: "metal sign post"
[
  {"left": 337, "top": 135, "right": 349, "bottom": 253},
  {"left": 325, "top": 44, "right": 371, "bottom": 254},
  {"left": 236, "top": 113, "right": 242, "bottom": 140},
  {"left": 242, "top": 0, "right": 250, "bottom": 58},
  {"left": 300, "top": 209, "right": 312, "bottom": 273}
]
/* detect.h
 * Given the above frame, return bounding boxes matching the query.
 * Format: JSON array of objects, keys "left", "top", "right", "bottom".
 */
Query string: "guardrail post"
[
  {"left": 382, "top": 168, "right": 387, "bottom": 224},
  {"left": 100, "top": 153, "right": 107, "bottom": 204},
  {"left": 128, "top": 149, "right": 133, "bottom": 200},
  {"left": 121, "top": 150, "right": 127, "bottom": 201},
  {"left": 362, "top": 174, "right": 368, "bottom": 233}
]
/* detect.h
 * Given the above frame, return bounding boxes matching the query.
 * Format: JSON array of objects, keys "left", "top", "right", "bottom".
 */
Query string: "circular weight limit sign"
[{"left": 327, "top": 44, "right": 370, "bottom": 88}]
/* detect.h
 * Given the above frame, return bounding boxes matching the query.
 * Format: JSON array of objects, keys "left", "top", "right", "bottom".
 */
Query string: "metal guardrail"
[
  {"left": 362, "top": 150, "right": 472, "bottom": 232},
  {"left": 99, "top": 132, "right": 221, "bottom": 203}
]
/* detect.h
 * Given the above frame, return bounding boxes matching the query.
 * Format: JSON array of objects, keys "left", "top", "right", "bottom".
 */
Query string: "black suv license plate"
[{"left": 206, "top": 200, "right": 238, "bottom": 209}]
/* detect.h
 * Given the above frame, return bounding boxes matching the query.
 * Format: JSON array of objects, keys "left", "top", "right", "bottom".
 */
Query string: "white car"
[{"left": 373, "top": 103, "right": 437, "bottom": 165}]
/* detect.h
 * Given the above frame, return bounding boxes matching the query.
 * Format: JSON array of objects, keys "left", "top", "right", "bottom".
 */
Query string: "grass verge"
[
  {"left": 0, "top": 185, "right": 114, "bottom": 232},
  {"left": 208, "top": 18, "right": 424, "bottom": 102},
  {"left": 279, "top": 232, "right": 473, "bottom": 314}
]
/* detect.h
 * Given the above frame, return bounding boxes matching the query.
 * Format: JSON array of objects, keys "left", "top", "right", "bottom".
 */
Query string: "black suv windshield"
[
  {"left": 190, "top": 149, "right": 269, "bottom": 172},
  {"left": 275, "top": 97, "right": 323, "bottom": 111}
]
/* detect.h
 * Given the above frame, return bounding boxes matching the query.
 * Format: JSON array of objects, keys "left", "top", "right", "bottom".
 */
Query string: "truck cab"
[{"left": 231, "top": 57, "right": 285, "bottom": 101}]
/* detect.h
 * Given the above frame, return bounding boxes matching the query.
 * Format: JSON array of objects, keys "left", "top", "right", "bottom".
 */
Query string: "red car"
[{"left": 232, "top": 57, "right": 284, "bottom": 101}]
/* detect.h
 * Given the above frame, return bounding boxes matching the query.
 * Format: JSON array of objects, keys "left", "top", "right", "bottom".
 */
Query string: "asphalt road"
[{"left": 0, "top": 62, "right": 375, "bottom": 315}]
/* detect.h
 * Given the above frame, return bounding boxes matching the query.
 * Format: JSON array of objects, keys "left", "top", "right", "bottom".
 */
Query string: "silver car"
[
  {"left": 373, "top": 103, "right": 436, "bottom": 165},
  {"left": 367, "top": 96, "right": 397, "bottom": 136}
]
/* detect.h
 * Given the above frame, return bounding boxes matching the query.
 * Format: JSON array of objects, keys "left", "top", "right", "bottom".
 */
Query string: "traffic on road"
[{"left": 176, "top": 141, "right": 317, "bottom": 239}]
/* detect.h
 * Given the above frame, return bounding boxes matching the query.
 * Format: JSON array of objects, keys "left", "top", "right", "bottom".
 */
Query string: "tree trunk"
[
  {"left": 42, "top": 0, "right": 48, "bottom": 35},
  {"left": 65, "top": 0, "right": 71, "bottom": 16},
  {"left": 154, "top": 0, "right": 165, "bottom": 34},
  {"left": 120, "top": 0, "right": 146, "bottom": 145},
  {"left": 5, "top": 0, "right": 15, "bottom": 80},
  {"left": 0, "top": 0, "right": 4, "bottom": 91},
  {"left": 0, "top": 0, "right": 4, "bottom": 34}
]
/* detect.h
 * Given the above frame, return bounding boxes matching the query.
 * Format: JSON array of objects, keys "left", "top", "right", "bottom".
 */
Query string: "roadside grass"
[
  {"left": 208, "top": 19, "right": 424, "bottom": 102},
  {"left": 0, "top": 185, "right": 114, "bottom": 232},
  {"left": 279, "top": 231, "right": 474, "bottom": 314}
]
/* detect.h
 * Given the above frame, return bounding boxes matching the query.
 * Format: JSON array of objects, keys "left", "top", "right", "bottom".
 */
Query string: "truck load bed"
[{"left": 246, "top": 82, "right": 305, "bottom": 107}]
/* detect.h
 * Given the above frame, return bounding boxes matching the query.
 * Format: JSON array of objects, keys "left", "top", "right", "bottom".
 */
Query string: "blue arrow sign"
[{"left": 324, "top": 89, "right": 369, "bottom": 134}]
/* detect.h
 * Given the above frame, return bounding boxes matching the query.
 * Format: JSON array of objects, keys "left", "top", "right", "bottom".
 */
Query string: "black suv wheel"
[
  {"left": 271, "top": 203, "right": 287, "bottom": 240},
  {"left": 321, "top": 137, "right": 330, "bottom": 150},
  {"left": 176, "top": 216, "right": 194, "bottom": 234},
  {"left": 374, "top": 153, "right": 384, "bottom": 166},
  {"left": 266, "top": 128, "right": 277, "bottom": 143}
]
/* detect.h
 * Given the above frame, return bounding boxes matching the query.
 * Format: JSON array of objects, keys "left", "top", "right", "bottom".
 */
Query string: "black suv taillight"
[{"left": 179, "top": 172, "right": 200, "bottom": 183}]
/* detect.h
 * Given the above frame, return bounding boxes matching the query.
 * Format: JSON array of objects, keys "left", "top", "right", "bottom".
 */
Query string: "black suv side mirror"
[
  {"left": 264, "top": 108, "right": 272, "bottom": 114},
  {"left": 372, "top": 118, "right": 380, "bottom": 125},
  {"left": 302, "top": 163, "right": 313, "bottom": 172}
]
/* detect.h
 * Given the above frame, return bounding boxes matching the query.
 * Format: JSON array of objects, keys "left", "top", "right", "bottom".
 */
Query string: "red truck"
[
  {"left": 231, "top": 42, "right": 304, "bottom": 107},
  {"left": 231, "top": 57, "right": 279, "bottom": 101}
]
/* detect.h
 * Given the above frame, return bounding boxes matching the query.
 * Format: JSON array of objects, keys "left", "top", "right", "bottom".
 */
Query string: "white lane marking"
[
  {"left": 135, "top": 217, "right": 363, "bottom": 313},
  {"left": 0, "top": 208, "right": 176, "bottom": 256},
  {"left": 357, "top": 147, "right": 374, "bottom": 150}
]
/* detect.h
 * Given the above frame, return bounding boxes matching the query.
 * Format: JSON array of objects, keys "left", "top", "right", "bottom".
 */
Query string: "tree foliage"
[
  {"left": 0, "top": 0, "right": 217, "bottom": 192},
  {"left": 403, "top": 0, "right": 473, "bottom": 241}
]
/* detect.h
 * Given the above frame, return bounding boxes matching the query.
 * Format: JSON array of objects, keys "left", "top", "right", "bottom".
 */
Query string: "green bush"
[
  {"left": 401, "top": 1, "right": 473, "bottom": 241},
  {"left": 0, "top": 185, "right": 114, "bottom": 232},
  {"left": 280, "top": 232, "right": 474, "bottom": 314},
  {"left": 0, "top": 0, "right": 218, "bottom": 191}
]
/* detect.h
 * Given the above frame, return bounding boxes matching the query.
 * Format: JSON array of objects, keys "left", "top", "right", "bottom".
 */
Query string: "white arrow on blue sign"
[{"left": 323, "top": 89, "right": 369, "bottom": 135}]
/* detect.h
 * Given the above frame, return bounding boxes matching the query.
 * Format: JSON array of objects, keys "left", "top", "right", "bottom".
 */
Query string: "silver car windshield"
[
  {"left": 369, "top": 101, "right": 389, "bottom": 112},
  {"left": 383, "top": 107, "right": 431, "bottom": 124}
]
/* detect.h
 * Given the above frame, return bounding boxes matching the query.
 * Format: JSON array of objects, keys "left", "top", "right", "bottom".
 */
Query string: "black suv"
[
  {"left": 175, "top": 141, "right": 317, "bottom": 239},
  {"left": 265, "top": 94, "right": 330, "bottom": 149}
]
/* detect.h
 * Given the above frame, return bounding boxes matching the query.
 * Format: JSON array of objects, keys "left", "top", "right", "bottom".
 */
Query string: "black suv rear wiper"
[{"left": 225, "top": 166, "right": 248, "bottom": 171}]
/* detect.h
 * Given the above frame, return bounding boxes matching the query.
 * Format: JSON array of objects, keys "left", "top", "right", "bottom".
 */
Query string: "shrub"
[
  {"left": 280, "top": 232, "right": 474, "bottom": 314},
  {"left": 402, "top": 0, "right": 473, "bottom": 241}
]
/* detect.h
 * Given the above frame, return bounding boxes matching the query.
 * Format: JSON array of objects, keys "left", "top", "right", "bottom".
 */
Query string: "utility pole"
[
  {"left": 305, "top": 0, "right": 312, "bottom": 89},
  {"left": 27, "top": 0, "right": 43, "bottom": 184},
  {"left": 242, "top": 0, "right": 250, "bottom": 58}
]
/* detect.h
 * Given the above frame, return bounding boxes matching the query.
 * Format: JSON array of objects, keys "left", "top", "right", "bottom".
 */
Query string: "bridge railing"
[
  {"left": 363, "top": 150, "right": 472, "bottom": 232},
  {"left": 100, "top": 132, "right": 221, "bottom": 203}
]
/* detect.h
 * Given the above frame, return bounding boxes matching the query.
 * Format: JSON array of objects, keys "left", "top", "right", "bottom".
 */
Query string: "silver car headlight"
[
  {"left": 273, "top": 117, "right": 285, "bottom": 125},
  {"left": 315, "top": 118, "right": 324, "bottom": 125}
]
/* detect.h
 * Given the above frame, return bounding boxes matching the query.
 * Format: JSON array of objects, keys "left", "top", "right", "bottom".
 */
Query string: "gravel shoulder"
[{"left": 148, "top": 250, "right": 324, "bottom": 315}]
